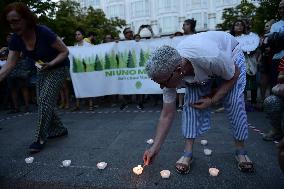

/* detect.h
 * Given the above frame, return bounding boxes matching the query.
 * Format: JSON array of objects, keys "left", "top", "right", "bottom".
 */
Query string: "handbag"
[{"left": 272, "top": 83, "right": 284, "bottom": 97}]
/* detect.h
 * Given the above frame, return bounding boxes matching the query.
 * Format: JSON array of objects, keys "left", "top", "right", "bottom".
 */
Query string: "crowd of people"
[{"left": 0, "top": 1, "right": 284, "bottom": 172}]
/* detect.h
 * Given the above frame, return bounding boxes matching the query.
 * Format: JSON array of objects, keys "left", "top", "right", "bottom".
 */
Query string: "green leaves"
[
  {"left": 218, "top": 0, "right": 281, "bottom": 34},
  {"left": 0, "top": 0, "right": 126, "bottom": 46}
]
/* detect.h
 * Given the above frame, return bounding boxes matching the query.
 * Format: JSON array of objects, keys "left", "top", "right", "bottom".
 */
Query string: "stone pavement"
[{"left": 0, "top": 106, "right": 284, "bottom": 189}]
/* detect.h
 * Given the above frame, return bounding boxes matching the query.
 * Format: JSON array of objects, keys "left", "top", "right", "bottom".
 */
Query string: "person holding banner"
[
  {"left": 143, "top": 31, "right": 254, "bottom": 173},
  {"left": 0, "top": 2, "right": 69, "bottom": 153}
]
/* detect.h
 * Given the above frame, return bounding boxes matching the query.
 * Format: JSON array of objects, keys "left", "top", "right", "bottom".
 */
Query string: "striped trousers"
[
  {"left": 35, "top": 67, "right": 67, "bottom": 142},
  {"left": 182, "top": 48, "right": 248, "bottom": 141}
]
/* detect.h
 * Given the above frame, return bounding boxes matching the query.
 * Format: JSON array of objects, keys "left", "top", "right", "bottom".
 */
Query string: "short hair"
[
  {"left": 87, "top": 32, "right": 96, "bottom": 37},
  {"left": 75, "top": 28, "right": 85, "bottom": 36},
  {"left": 3, "top": 2, "right": 38, "bottom": 28},
  {"left": 184, "top": 18, "right": 196, "bottom": 33},
  {"left": 145, "top": 45, "right": 182, "bottom": 79},
  {"left": 123, "top": 27, "right": 133, "bottom": 34}
]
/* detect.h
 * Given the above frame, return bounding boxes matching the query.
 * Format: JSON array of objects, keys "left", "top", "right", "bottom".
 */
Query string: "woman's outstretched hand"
[{"left": 143, "top": 146, "right": 159, "bottom": 166}]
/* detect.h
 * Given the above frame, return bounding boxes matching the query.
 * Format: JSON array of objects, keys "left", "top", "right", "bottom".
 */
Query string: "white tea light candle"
[
  {"left": 62, "top": 160, "right": 71, "bottom": 167},
  {"left": 209, "top": 168, "right": 219, "bottom": 176},
  {"left": 25, "top": 157, "right": 34, "bottom": 164},
  {"left": 160, "top": 170, "right": 171, "bottom": 179},
  {"left": 97, "top": 162, "right": 107, "bottom": 169},
  {"left": 204, "top": 148, "right": 212, "bottom": 156},
  {"left": 133, "top": 165, "right": 143, "bottom": 175},
  {"left": 146, "top": 139, "right": 154, "bottom": 145},
  {"left": 200, "top": 140, "right": 208, "bottom": 145}
]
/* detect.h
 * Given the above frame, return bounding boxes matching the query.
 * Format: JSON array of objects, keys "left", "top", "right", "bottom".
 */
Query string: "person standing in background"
[
  {"left": 177, "top": 19, "right": 197, "bottom": 111},
  {"left": 0, "top": 2, "right": 70, "bottom": 153},
  {"left": 70, "top": 28, "right": 95, "bottom": 111}
]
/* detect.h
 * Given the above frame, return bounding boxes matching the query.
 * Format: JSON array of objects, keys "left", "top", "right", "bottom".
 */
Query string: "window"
[
  {"left": 81, "top": 0, "right": 100, "bottom": 8},
  {"left": 192, "top": 13, "right": 202, "bottom": 29},
  {"left": 215, "top": 0, "right": 223, "bottom": 7},
  {"left": 192, "top": 0, "right": 201, "bottom": 9},
  {"left": 108, "top": 0, "right": 122, "bottom": 3},
  {"left": 107, "top": 4, "right": 125, "bottom": 18},
  {"left": 203, "top": 12, "right": 208, "bottom": 29},
  {"left": 158, "top": 0, "right": 177, "bottom": 13},
  {"left": 187, "top": 0, "right": 208, "bottom": 10},
  {"left": 131, "top": 0, "right": 150, "bottom": 18},
  {"left": 158, "top": 16, "right": 178, "bottom": 33},
  {"left": 224, "top": 0, "right": 232, "bottom": 5}
]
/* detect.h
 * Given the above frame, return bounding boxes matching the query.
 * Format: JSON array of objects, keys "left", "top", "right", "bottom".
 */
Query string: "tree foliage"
[
  {"left": 0, "top": 0, "right": 126, "bottom": 46},
  {"left": 253, "top": 0, "right": 281, "bottom": 34},
  {"left": 217, "top": 0, "right": 256, "bottom": 31},
  {"left": 218, "top": 0, "right": 281, "bottom": 35}
]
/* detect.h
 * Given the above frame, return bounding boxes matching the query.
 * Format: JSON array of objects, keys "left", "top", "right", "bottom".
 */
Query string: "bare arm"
[
  {"left": 42, "top": 37, "right": 69, "bottom": 69},
  {"left": 0, "top": 50, "right": 20, "bottom": 82},
  {"left": 143, "top": 101, "right": 176, "bottom": 165},
  {"left": 191, "top": 64, "right": 240, "bottom": 109},
  {"left": 211, "top": 64, "right": 240, "bottom": 103}
]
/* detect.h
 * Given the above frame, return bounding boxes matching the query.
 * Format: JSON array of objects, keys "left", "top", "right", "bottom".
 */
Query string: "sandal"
[
  {"left": 175, "top": 151, "right": 193, "bottom": 174},
  {"left": 235, "top": 149, "right": 254, "bottom": 172}
]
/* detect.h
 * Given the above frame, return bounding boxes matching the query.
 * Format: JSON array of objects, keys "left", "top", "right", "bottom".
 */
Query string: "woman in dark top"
[{"left": 0, "top": 2, "right": 69, "bottom": 153}]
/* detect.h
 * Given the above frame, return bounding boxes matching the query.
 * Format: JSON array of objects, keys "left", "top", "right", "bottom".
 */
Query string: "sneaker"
[
  {"left": 263, "top": 130, "right": 284, "bottom": 141},
  {"left": 137, "top": 104, "right": 144, "bottom": 110},
  {"left": 120, "top": 104, "right": 128, "bottom": 110},
  {"left": 29, "top": 140, "right": 45, "bottom": 153},
  {"left": 47, "top": 129, "right": 68, "bottom": 139},
  {"left": 177, "top": 106, "right": 183, "bottom": 112}
]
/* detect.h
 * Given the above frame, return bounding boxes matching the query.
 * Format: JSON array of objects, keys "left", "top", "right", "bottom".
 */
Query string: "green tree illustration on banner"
[
  {"left": 132, "top": 50, "right": 137, "bottom": 67},
  {"left": 82, "top": 59, "right": 87, "bottom": 72},
  {"left": 105, "top": 54, "right": 111, "bottom": 69},
  {"left": 118, "top": 52, "right": 128, "bottom": 68},
  {"left": 73, "top": 57, "right": 78, "bottom": 73},
  {"left": 95, "top": 55, "right": 103, "bottom": 71},
  {"left": 127, "top": 50, "right": 136, "bottom": 68},
  {"left": 109, "top": 50, "right": 118, "bottom": 69},
  {"left": 139, "top": 49, "right": 146, "bottom": 67},
  {"left": 73, "top": 57, "right": 85, "bottom": 73},
  {"left": 85, "top": 57, "right": 95, "bottom": 72}
]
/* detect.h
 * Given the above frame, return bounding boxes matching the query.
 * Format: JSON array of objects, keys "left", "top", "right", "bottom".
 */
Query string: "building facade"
[{"left": 76, "top": 0, "right": 259, "bottom": 37}]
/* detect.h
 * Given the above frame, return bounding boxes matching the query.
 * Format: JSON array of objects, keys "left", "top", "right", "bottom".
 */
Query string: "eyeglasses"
[{"left": 157, "top": 66, "right": 184, "bottom": 88}]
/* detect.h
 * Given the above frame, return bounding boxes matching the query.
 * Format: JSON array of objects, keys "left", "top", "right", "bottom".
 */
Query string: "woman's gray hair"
[{"left": 145, "top": 45, "right": 182, "bottom": 79}]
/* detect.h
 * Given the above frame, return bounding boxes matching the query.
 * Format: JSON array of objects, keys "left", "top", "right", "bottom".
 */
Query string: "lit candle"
[
  {"left": 209, "top": 168, "right": 219, "bottom": 176},
  {"left": 146, "top": 139, "right": 154, "bottom": 145},
  {"left": 97, "top": 162, "right": 107, "bottom": 170},
  {"left": 133, "top": 165, "right": 143, "bottom": 175},
  {"left": 62, "top": 160, "right": 71, "bottom": 167},
  {"left": 160, "top": 170, "right": 171, "bottom": 179},
  {"left": 25, "top": 157, "right": 34, "bottom": 164},
  {"left": 204, "top": 148, "right": 212, "bottom": 156},
  {"left": 200, "top": 140, "right": 208, "bottom": 145}
]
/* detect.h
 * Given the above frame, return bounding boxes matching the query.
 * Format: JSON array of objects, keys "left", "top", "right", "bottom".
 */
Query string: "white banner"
[{"left": 69, "top": 36, "right": 186, "bottom": 98}]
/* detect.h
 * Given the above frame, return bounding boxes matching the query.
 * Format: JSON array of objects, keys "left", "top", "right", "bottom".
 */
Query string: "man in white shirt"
[{"left": 143, "top": 31, "right": 254, "bottom": 173}]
